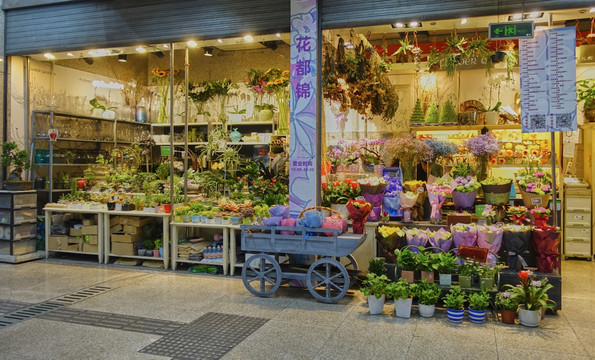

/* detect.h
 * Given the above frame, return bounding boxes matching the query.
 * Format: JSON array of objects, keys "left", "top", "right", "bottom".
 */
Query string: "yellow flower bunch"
[
  {"left": 378, "top": 225, "right": 405, "bottom": 238},
  {"left": 264, "top": 68, "right": 290, "bottom": 91}
]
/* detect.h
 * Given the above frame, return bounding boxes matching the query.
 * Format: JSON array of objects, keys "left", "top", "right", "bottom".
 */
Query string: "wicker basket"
[{"left": 519, "top": 188, "right": 551, "bottom": 209}]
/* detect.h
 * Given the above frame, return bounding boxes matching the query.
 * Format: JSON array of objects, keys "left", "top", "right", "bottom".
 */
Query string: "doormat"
[{"left": 139, "top": 312, "right": 268, "bottom": 360}]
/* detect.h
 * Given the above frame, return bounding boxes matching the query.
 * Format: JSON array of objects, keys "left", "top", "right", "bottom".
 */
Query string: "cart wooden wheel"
[
  {"left": 343, "top": 254, "right": 358, "bottom": 271},
  {"left": 241, "top": 253, "right": 282, "bottom": 297},
  {"left": 306, "top": 257, "right": 350, "bottom": 303}
]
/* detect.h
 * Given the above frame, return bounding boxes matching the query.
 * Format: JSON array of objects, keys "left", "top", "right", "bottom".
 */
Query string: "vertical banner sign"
[
  {"left": 520, "top": 27, "right": 577, "bottom": 133},
  {"left": 289, "top": 0, "right": 318, "bottom": 217}
]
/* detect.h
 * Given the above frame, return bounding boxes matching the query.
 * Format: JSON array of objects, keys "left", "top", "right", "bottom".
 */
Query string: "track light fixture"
[
  {"left": 118, "top": 54, "right": 127, "bottom": 62},
  {"left": 203, "top": 47, "right": 214, "bottom": 57},
  {"left": 82, "top": 57, "right": 94, "bottom": 65}
]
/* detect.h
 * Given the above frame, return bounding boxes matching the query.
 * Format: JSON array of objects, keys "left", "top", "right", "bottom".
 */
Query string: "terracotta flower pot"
[
  {"left": 400, "top": 270, "right": 415, "bottom": 283},
  {"left": 500, "top": 309, "right": 516, "bottom": 324}
]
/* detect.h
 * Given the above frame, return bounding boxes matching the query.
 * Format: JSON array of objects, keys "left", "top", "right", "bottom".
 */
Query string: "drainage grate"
[
  {"left": 39, "top": 308, "right": 184, "bottom": 335},
  {"left": 139, "top": 312, "right": 268, "bottom": 360},
  {"left": 0, "top": 300, "right": 32, "bottom": 315},
  {"left": 0, "top": 301, "right": 64, "bottom": 328},
  {"left": 52, "top": 286, "right": 112, "bottom": 305}
]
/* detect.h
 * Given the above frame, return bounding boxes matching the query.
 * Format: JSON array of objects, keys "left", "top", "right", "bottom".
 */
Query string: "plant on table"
[
  {"left": 436, "top": 252, "right": 457, "bottom": 275},
  {"left": 1, "top": 141, "right": 30, "bottom": 181},
  {"left": 466, "top": 132, "right": 499, "bottom": 181}
]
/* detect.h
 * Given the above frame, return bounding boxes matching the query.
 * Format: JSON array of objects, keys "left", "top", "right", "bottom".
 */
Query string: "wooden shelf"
[
  {"left": 412, "top": 124, "right": 522, "bottom": 131},
  {"left": 32, "top": 110, "right": 150, "bottom": 126}
]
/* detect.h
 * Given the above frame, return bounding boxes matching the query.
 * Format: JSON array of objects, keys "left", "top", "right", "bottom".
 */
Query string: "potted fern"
[
  {"left": 443, "top": 286, "right": 467, "bottom": 323},
  {"left": 386, "top": 279, "right": 416, "bottom": 318},
  {"left": 361, "top": 273, "right": 389, "bottom": 315},
  {"left": 415, "top": 280, "right": 441, "bottom": 318},
  {"left": 468, "top": 290, "right": 490, "bottom": 323}
]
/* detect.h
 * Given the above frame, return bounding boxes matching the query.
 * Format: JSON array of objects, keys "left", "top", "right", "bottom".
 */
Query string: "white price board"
[{"left": 520, "top": 27, "right": 577, "bottom": 133}]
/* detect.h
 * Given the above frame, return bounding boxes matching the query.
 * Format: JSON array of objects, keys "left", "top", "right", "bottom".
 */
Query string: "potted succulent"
[
  {"left": 386, "top": 279, "right": 416, "bottom": 319},
  {"left": 481, "top": 176, "right": 512, "bottom": 206},
  {"left": 230, "top": 212, "right": 241, "bottom": 225},
  {"left": 577, "top": 79, "right": 595, "bottom": 122},
  {"left": 360, "top": 273, "right": 389, "bottom": 315},
  {"left": 416, "top": 250, "right": 439, "bottom": 284},
  {"left": 1, "top": 141, "right": 32, "bottom": 190},
  {"left": 467, "top": 290, "right": 490, "bottom": 323},
  {"left": 442, "top": 286, "right": 467, "bottom": 323},
  {"left": 479, "top": 265, "right": 499, "bottom": 291},
  {"left": 394, "top": 247, "right": 417, "bottom": 283},
  {"left": 495, "top": 290, "right": 518, "bottom": 324},
  {"left": 436, "top": 252, "right": 457, "bottom": 286},
  {"left": 415, "top": 280, "right": 441, "bottom": 318},
  {"left": 457, "top": 259, "right": 479, "bottom": 288}
]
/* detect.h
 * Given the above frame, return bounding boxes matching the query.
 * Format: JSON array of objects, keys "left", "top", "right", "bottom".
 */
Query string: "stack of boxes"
[
  {"left": 110, "top": 216, "right": 151, "bottom": 256},
  {"left": 48, "top": 215, "right": 98, "bottom": 253}
]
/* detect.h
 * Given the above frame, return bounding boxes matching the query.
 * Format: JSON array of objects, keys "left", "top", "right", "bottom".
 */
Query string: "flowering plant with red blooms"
[
  {"left": 504, "top": 270, "right": 555, "bottom": 311},
  {"left": 346, "top": 199, "right": 372, "bottom": 234},
  {"left": 321, "top": 179, "right": 361, "bottom": 206},
  {"left": 506, "top": 206, "right": 529, "bottom": 225}
]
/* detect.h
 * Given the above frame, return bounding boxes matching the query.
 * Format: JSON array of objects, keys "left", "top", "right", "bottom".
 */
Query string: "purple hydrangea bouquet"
[{"left": 466, "top": 132, "right": 500, "bottom": 181}]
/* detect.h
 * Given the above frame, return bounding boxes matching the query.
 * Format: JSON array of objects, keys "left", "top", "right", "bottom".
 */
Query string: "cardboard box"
[
  {"left": 119, "top": 216, "right": 152, "bottom": 227},
  {"left": 82, "top": 219, "right": 96, "bottom": 226},
  {"left": 85, "top": 234, "right": 98, "bottom": 245},
  {"left": 82, "top": 225, "right": 98, "bottom": 235},
  {"left": 83, "top": 243, "right": 99, "bottom": 253},
  {"left": 111, "top": 224, "right": 123, "bottom": 233},
  {"left": 64, "top": 244, "right": 80, "bottom": 251},
  {"left": 111, "top": 233, "right": 140, "bottom": 243},
  {"left": 69, "top": 228, "right": 83, "bottom": 236},
  {"left": 48, "top": 235, "right": 68, "bottom": 250},
  {"left": 109, "top": 216, "right": 121, "bottom": 227},
  {"left": 111, "top": 241, "right": 135, "bottom": 256},
  {"left": 68, "top": 236, "right": 84, "bottom": 245},
  {"left": 122, "top": 224, "right": 141, "bottom": 235}
]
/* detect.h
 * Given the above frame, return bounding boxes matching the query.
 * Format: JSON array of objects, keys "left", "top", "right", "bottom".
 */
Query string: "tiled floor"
[{"left": 0, "top": 258, "right": 594, "bottom": 359}]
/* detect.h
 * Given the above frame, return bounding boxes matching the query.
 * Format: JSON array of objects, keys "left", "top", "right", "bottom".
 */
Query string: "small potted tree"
[
  {"left": 360, "top": 273, "right": 389, "bottom": 315},
  {"left": 467, "top": 290, "right": 490, "bottom": 323},
  {"left": 443, "top": 286, "right": 467, "bottom": 323},
  {"left": 395, "top": 247, "right": 417, "bottom": 283},
  {"left": 386, "top": 279, "right": 416, "bottom": 319},
  {"left": 436, "top": 252, "right": 457, "bottom": 286},
  {"left": 415, "top": 280, "right": 441, "bottom": 318},
  {"left": 1, "top": 141, "right": 32, "bottom": 190}
]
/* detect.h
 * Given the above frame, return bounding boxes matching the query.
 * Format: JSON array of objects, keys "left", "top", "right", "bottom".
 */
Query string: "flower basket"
[
  {"left": 482, "top": 182, "right": 512, "bottom": 206},
  {"left": 519, "top": 188, "right": 551, "bottom": 209},
  {"left": 452, "top": 190, "right": 477, "bottom": 210}
]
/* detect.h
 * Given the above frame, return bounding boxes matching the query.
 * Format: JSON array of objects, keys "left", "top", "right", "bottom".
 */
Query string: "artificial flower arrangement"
[
  {"left": 516, "top": 159, "right": 553, "bottom": 195},
  {"left": 382, "top": 173, "right": 402, "bottom": 217},
  {"left": 321, "top": 179, "right": 360, "bottom": 206},
  {"left": 466, "top": 132, "right": 500, "bottom": 181}
]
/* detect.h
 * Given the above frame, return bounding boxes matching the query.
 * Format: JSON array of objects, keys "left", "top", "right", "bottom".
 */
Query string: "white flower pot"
[
  {"left": 518, "top": 308, "right": 541, "bottom": 327},
  {"left": 229, "top": 114, "right": 243, "bottom": 123},
  {"left": 439, "top": 273, "right": 452, "bottom": 286},
  {"left": 394, "top": 297, "right": 413, "bottom": 318},
  {"left": 368, "top": 295, "right": 385, "bottom": 315},
  {"left": 485, "top": 111, "right": 499, "bottom": 125},
  {"left": 418, "top": 304, "right": 436, "bottom": 318}
]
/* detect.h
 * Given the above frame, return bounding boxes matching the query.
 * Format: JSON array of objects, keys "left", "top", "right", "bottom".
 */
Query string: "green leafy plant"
[
  {"left": 506, "top": 271, "right": 556, "bottom": 311},
  {"left": 410, "top": 99, "right": 425, "bottom": 123},
  {"left": 440, "top": 99, "right": 458, "bottom": 123},
  {"left": 187, "top": 80, "right": 214, "bottom": 116},
  {"left": 255, "top": 103, "right": 276, "bottom": 112},
  {"left": 468, "top": 290, "right": 490, "bottom": 310},
  {"left": 441, "top": 32, "right": 467, "bottom": 77},
  {"left": 495, "top": 290, "right": 519, "bottom": 311},
  {"left": 427, "top": 47, "right": 440, "bottom": 72},
  {"left": 64, "top": 151, "right": 75, "bottom": 164},
  {"left": 479, "top": 265, "right": 499, "bottom": 279},
  {"left": 154, "top": 238, "right": 163, "bottom": 249},
  {"left": 577, "top": 79, "right": 595, "bottom": 112},
  {"left": 415, "top": 248, "right": 439, "bottom": 272},
  {"left": 480, "top": 176, "right": 511, "bottom": 186},
  {"left": 1, "top": 142, "right": 30, "bottom": 180},
  {"left": 230, "top": 105, "right": 246, "bottom": 114},
  {"left": 385, "top": 279, "right": 416, "bottom": 300},
  {"left": 465, "top": 37, "right": 492, "bottom": 74},
  {"left": 415, "top": 280, "right": 441, "bottom": 305},
  {"left": 394, "top": 247, "right": 417, "bottom": 271},
  {"left": 89, "top": 98, "right": 116, "bottom": 113},
  {"left": 156, "top": 163, "right": 170, "bottom": 180},
  {"left": 436, "top": 252, "right": 457, "bottom": 274},
  {"left": 360, "top": 273, "right": 389, "bottom": 299},
  {"left": 457, "top": 259, "right": 480, "bottom": 277},
  {"left": 442, "top": 285, "right": 467, "bottom": 310},
  {"left": 143, "top": 239, "right": 155, "bottom": 250},
  {"left": 368, "top": 258, "right": 386, "bottom": 277}
]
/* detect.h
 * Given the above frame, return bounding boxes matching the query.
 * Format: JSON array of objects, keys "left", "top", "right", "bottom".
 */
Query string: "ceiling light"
[
  {"left": 409, "top": 21, "right": 419, "bottom": 27},
  {"left": 66, "top": 52, "right": 74, "bottom": 57},
  {"left": 529, "top": 11, "right": 539, "bottom": 18},
  {"left": 187, "top": 40, "right": 197, "bottom": 47},
  {"left": 395, "top": 22, "right": 405, "bottom": 28},
  {"left": 276, "top": 33, "right": 281, "bottom": 37},
  {"left": 118, "top": 54, "right": 127, "bottom": 62},
  {"left": 136, "top": 47, "right": 146, "bottom": 53},
  {"left": 513, "top": 13, "right": 523, "bottom": 20},
  {"left": 162, "top": 44, "right": 169, "bottom": 48},
  {"left": 203, "top": 47, "right": 213, "bottom": 57},
  {"left": 590, "top": 7, "right": 595, "bottom": 13},
  {"left": 217, "top": 39, "right": 223, "bottom": 43},
  {"left": 460, "top": 18, "right": 468, "bottom": 24},
  {"left": 88, "top": 49, "right": 108, "bottom": 57},
  {"left": 244, "top": 35, "right": 254, "bottom": 41},
  {"left": 43, "top": 53, "right": 55, "bottom": 59}
]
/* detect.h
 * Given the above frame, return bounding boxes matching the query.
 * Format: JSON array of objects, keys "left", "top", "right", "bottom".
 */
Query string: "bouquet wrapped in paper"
[
  {"left": 405, "top": 228, "right": 429, "bottom": 250},
  {"left": 382, "top": 171, "right": 402, "bottom": 217},
  {"left": 502, "top": 224, "right": 534, "bottom": 271},
  {"left": 321, "top": 215, "right": 348, "bottom": 237},
  {"left": 399, "top": 191, "right": 419, "bottom": 222},
  {"left": 477, "top": 225, "right": 504, "bottom": 266},
  {"left": 428, "top": 228, "right": 453, "bottom": 252},
  {"left": 375, "top": 225, "right": 406, "bottom": 262},
  {"left": 427, "top": 181, "right": 452, "bottom": 223},
  {"left": 358, "top": 176, "right": 387, "bottom": 221},
  {"left": 506, "top": 206, "right": 530, "bottom": 226},
  {"left": 530, "top": 207, "right": 551, "bottom": 229},
  {"left": 532, "top": 226, "right": 560, "bottom": 273},
  {"left": 403, "top": 180, "right": 426, "bottom": 220},
  {"left": 346, "top": 199, "right": 372, "bottom": 234},
  {"left": 450, "top": 223, "right": 478, "bottom": 248}
]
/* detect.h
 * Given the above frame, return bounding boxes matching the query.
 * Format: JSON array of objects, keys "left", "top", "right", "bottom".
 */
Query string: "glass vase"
[
  {"left": 476, "top": 156, "right": 489, "bottom": 182},
  {"left": 401, "top": 162, "right": 417, "bottom": 182},
  {"left": 277, "top": 94, "right": 289, "bottom": 135},
  {"left": 158, "top": 98, "right": 168, "bottom": 123}
]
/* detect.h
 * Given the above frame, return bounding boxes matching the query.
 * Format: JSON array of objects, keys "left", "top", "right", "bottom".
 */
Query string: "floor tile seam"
[
  {"left": 36, "top": 316, "right": 175, "bottom": 336},
  {"left": 566, "top": 316, "right": 592, "bottom": 356}
]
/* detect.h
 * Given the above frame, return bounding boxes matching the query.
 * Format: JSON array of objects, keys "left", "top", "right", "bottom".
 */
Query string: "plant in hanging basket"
[{"left": 441, "top": 32, "right": 467, "bottom": 77}]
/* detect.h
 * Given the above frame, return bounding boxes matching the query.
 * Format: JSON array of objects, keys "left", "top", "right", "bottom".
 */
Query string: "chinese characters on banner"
[
  {"left": 289, "top": 0, "right": 318, "bottom": 217},
  {"left": 520, "top": 27, "right": 577, "bottom": 133}
]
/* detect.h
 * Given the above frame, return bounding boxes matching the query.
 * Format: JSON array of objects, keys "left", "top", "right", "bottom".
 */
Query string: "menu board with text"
[{"left": 520, "top": 27, "right": 577, "bottom": 133}]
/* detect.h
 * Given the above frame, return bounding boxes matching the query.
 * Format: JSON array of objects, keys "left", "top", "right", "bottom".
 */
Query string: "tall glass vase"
[
  {"left": 275, "top": 88, "right": 289, "bottom": 135},
  {"left": 401, "top": 162, "right": 417, "bottom": 182},
  {"left": 158, "top": 98, "right": 168, "bottom": 124},
  {"left": 476, "top": 156, "right": 489, "bottom": 182}
]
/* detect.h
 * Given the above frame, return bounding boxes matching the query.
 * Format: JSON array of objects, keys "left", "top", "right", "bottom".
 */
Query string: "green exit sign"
[{"left": 489, "top": 21, "right": 534, "bottom": 40}]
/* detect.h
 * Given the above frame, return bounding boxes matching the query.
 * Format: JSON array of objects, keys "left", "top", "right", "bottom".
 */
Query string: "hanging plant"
[
  {"left": 465, "top": 37, "right": 492, "bottom": 75},
  {"left": 393, "top": 38, "right": 414, "bottom": 63},
  {"left": 441, "top": 32, "right": 467, "bottom": 77},
  {"left": 427, "top": 47, "right": 440, "bottom": 72}
]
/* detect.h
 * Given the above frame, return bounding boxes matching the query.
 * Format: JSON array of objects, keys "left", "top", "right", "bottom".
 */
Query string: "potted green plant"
[
  {"left": 443, "top": 286, "right": 467, "bottom": 323},
  {"left": 436, "top": 252, "right": 457, "bottom": 286},
  {"left": 415, "top": 249, "right": 439, "bottom": 284},
  {"left": 441, "top": 32, "right": 467, "bottom": 77},
  {"left": 506, "top": 270, "right": 555, "bottom": 327},
  {"left": 479, "top": 265, "right": 499, "bottom": 291},
  {"left": 143, "top": 239, "right": 154, "bottom": 257},
  {"left": 229, "top": 105, "right": 246, "bottom": 123},
  {"left": 154, "top": 238, "right": 163, "bottom": 257},
  {"left": 187, "top": 80, "right": 213, "bottom": 122},
  {"left": 360, "top": 273, "right": 389, "bottom": 315},
  {"left": 368, "top": 258, "right": 386, "bottom": 277},
  {"left": 495, "top": 290, "right": 519, "bottom": 324},
  {"left": 467, "top": 290, "right": 490, "bottom": 323},
  {"left": 1, "top": 141, "right": 32, "bottom": 190},
  {"left": 385, "top": 279, "right": 416, "bottom": 318},
  {"left": 415, "top": 280, "right": 441, "bottom": 318},
  {"left": 64, "top": 151, "right": 75, "bottom": 165},
  {"left": 209, "top": 78, "right": 238, "bottom": 126},
  {"left": 457, "top": 259, "right": 479, "bottom": 288},
  {"left": 394, "top": 247, "right": 417, "bottom": 283},
  {"left": 255, "top": 103, "right": 275, "bottom": 122},
  {"left": 577, "top": 79, "right": 595, "bottom": 122}
]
